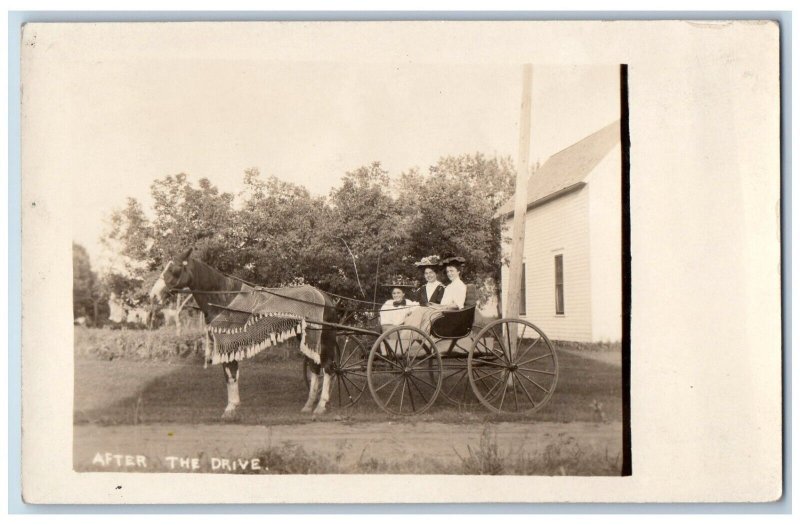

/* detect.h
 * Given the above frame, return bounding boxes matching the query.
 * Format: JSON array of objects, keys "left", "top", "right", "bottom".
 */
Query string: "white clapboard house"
[{"left": 497, "top": 120, "right": 622, "bottom": 343}]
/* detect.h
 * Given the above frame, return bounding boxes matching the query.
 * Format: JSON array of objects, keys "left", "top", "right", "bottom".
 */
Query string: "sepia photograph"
[
  {"left": 68, "top": 57, "right": 626, "bottom": 476},
  {"left": 19, "top": 20, "right": 781, "bottom": 504}
]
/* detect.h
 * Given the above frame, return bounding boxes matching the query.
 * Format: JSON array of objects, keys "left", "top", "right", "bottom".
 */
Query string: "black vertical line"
[{"left": 620, "top": 63, "right": 632, "bottom": 476}]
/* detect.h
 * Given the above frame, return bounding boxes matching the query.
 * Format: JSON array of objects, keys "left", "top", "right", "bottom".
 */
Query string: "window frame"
[{"left": 554, "top": 254, "right": 565, "bottom": 315}]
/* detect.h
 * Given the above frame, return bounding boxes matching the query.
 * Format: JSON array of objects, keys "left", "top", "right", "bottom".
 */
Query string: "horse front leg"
[
  {"left": 221, "top": 361, "right": 240, "bottom": 420},
  {"left": 301, "top": 359, "right": 321, "bottom": 413}
]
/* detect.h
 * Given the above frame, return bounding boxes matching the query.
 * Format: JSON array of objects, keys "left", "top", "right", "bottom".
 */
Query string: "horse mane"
[{"left": 187, "top": 258, "right": 245, "bottom": 322}]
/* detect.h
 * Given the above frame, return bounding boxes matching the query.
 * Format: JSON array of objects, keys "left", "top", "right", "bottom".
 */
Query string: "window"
[
  {"left": 520, "top": 263, "right": 527, "bottom": 316},
  {"left": 555, "top": 255, "right": 564, "bottom": 314}
]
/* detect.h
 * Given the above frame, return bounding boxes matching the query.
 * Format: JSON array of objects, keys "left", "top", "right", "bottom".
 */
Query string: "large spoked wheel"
[
  {"left": 468, "top": 319, "right": 558, "bottom": 415},
  {"left": 303, "top": 333, "right": 368, "bottom": 408},
  {"left": 367, "top": 326, "right": 442, "bottom": 416}
]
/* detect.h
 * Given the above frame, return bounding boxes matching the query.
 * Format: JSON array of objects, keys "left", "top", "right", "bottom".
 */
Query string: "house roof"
[{"left": 497, "top": 119, "right": 621, "bottom": 218}]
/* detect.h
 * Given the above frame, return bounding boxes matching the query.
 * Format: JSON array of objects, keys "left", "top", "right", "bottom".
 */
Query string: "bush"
[{"left": 74, "top": 326, "right": 207, "bottom": 362}]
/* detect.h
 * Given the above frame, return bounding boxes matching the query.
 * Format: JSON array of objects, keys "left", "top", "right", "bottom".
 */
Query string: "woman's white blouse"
[
  {"left": 440, "top": 278, "right": 467, "bottom": 309},
  {"left": 379, "top": 299, "right": 419, "bottom": 326}
]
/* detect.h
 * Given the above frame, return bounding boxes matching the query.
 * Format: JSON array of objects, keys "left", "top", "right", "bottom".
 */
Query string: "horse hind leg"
[
  {"left": 301, "top": 359, "right": 322, "bottom": 413},
  {"left": 221, "top": 361, "right": 240, "bottom": 421},
  {"left": 313, "top": 370, "right": 333, "bottom": 415}
]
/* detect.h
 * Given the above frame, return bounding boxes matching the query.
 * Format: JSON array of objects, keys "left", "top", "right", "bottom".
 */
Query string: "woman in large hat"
[
  {"left": 411, "top": 255, "right": 445, "bottom": 306},
  {"left": 379, "top": 284, "right": 419, "bottom": 333},
  {"left": 437, "top": 255, "right": 468, "bottom": 310},
  {"left": 400, "top": 254, "right": 467, "bottom": 335}
]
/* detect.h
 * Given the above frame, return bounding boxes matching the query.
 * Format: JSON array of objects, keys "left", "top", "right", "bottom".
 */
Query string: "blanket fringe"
[{"left": 208, "top": 314, "right": 320, "bottom": 365}]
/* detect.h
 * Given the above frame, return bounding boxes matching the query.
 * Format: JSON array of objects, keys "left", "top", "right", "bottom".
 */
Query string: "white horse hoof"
[
  {"left": 300, "top": 405, "right": 313, "bottom": 413},
  {"left": 221, "top": 408, "right": 238, "bottom": 421},
  {"left": 313, "top": 406, "right": 327, "bottom": 415}
]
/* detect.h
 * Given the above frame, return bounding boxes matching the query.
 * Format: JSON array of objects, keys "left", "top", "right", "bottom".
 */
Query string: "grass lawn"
[{"left": 74, "top": 342, "right": 622, "bottom": 426}]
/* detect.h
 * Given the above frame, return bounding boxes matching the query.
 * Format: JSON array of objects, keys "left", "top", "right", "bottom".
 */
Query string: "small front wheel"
[{"left": 367, "top": 326, "right": 442, "bottom": 415}]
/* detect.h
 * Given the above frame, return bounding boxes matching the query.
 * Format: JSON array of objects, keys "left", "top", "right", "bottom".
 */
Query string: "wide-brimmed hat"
[
  {"left": 413, "top": 255, "right": 442, "bottom": 270},
  {"left": 382, "top": 283, "right": 416, "bottom": 291},
  {"left": 440, "top": 254, "right": 466, "bottom": 266}
]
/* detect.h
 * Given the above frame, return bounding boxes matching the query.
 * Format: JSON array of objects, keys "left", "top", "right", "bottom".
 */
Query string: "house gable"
[{"left": 498, "top": 119, "right": 620, "bottom": 218}]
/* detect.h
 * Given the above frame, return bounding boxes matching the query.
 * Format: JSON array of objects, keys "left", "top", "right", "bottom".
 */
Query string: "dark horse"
[{"left": 148, "top": 248, "right": 339, "bottom": 417}]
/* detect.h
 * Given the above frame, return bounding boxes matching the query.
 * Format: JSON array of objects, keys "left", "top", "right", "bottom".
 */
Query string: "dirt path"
[{"left": 75, "top": 420, "right": 622, "bottom": 472}]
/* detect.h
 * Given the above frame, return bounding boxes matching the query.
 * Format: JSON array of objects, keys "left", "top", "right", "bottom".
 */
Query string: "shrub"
[{"left": 74, "top": 326, "right": 207, "bottom": 362}]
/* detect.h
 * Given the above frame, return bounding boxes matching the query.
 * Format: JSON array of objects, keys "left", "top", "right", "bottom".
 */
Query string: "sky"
[{"left": 65, "top": 61, "right": 619, "bottom": 266}]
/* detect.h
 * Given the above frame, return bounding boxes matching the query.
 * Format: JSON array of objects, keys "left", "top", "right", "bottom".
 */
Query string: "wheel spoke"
[
  {"left": 444, "top": 369, "right": 468, "bottom": 397},
  {"left": 394, "top": 333, "right": 407, "bottom": 358},
  {"left": 511, "top": 374, "right": 519, "bottom": 411},
  {"left": 473, "top": 337, "right": 494, "bottom": 355},
  {"left": 408, "top": 373, "right": 438, "bottom": 391},
  {"left": 442, "top": 367, "right": 468, "bottom": 381},
  {"left": 505, "top": 327, "right": 513, "bottom": 362},
  {"left": 342, "top": 376, "right": 354, "bottom": 400},
  {"left": 338, "top": 367, "right": 367, "bottom": 375},
  {"left": 398, "top": 379, "right": 407, "bottom": 412},
  {"left": 384, "top": 376, "right": 404, "bottom": 405},
  {"left": 406, "top": 339, "right": 427, "bottom": 367},
  {"left": 406, "top": 378, "right": 417, "bottom": 412},
  {"left": 517, "top": 371, "right": 551, "bottom": 393},
  {"left": 481, "top": 371, "right": 507, "bottom": 400},
  {"left": 516, "top": 353, "right": 553, "bottom": 367},
  {"left": 374, "top": 375, "right": 399, "bottom": 393},
  {"left": 490, "top": 326, "right": 510, "bottom": 364},
  {"left": 516, "top": 337, "right": 542, "bottom": 361},
  {"left": 339, "top": 343, "right": 360, "bottom": 368},
  {"left": 471, "top": 357, "right": 506, "bottom": 367},
  {"left": 337, "top": 375, "right": 343, "bottom": 406},
  {"left": 472, "top": 366, "right": 507, "bottom": 380},
  {"left": 407, "top": 375, "right": 430, "bottom": 404},
  {"left": 515, "top": 372, "right": 538, "bottom": 407},
  {"left": 520, "top": 335, "right": 541, "bottom": 353},
  {"left": 497, "top": 372, "right": 510, "bottom": 410},
  {"left": 516, "top": 367, "right": 556, "bottom": 375},
  {"left": 409, "top": 350, "right": 436, "bottom": 370},
  {"left": 472, "top": 367, "right": 501, "bottom": 394},
  {"left": 342, "top": 373, "right": 365, "bottom": 393},
  {"left": 478, "top": 339, "right": 505, "bottom": 361},
  {"left": 460, "top": 373, "right": 471, "bottom": 403},
  {"left": 373, "top": 352, "right": 402, "bottom": 370}
]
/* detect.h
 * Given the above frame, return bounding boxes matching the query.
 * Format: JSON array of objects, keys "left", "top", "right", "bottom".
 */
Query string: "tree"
[
  {"left": 98, "top": 153, "right": 513, "bottom": 313},
  {"left": 101, "top": 198, "right": 155, "bottom": 308},
  {"left": 72, "top": 242, "right": 107, "bottom": 325},
  {"left": 149, "top": 173, "right": 238, "bottom": 272},
  {"left": 399, "top": 153, "right": 515, "bottom": 285},
  {"left": 307, "top": 162, "right": 411, "bottom": 301},
  {"left": 235, "top": 168, "right": 325, "bottom": 286}
]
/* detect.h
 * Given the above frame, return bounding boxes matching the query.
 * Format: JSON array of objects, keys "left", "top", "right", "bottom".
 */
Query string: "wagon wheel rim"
[
  {"left": 367, "top": 326, "right": 442, "bottom": 416},
  {"left": 467, "top": 319, "right": 558, "bottom": 415},
  {"left": 331, "top": 334, "right": 369, "bottom": 408}
]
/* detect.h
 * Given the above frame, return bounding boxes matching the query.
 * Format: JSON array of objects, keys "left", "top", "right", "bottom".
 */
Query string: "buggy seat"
[{"left": 430, "top": 284, "right": 479, "bottom": 340}]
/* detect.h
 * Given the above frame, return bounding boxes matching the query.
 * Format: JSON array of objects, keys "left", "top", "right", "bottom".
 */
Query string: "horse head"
[{"left": 149, "top": 247, "right": 194, "bottom": 304}]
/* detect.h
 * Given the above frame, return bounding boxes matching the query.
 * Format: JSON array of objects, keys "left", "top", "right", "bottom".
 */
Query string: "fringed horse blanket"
[{"left": 205, "top": 284, "right": 329, "bottom": 365}]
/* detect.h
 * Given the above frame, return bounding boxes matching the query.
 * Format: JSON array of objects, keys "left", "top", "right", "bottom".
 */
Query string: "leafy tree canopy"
[{"left": 98, "top": 153, "right": 514, "bottom": 307}]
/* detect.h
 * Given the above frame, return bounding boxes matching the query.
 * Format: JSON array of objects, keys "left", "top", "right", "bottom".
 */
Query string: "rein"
[
  {"left": 169, "top": 287, "right": 416, "bottom": 313},
  {"left": 168, "top": 259, "right": 411, "bottom": 314}
]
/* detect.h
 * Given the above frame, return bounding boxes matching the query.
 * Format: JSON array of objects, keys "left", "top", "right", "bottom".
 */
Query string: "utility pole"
[{"left": 506, "top": 64, "right": 533, "bottom": 323}]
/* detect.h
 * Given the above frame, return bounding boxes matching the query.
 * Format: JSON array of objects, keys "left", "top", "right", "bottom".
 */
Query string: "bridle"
[{"left": 161, "top": 259, "right": 194, "bottom": 296}]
